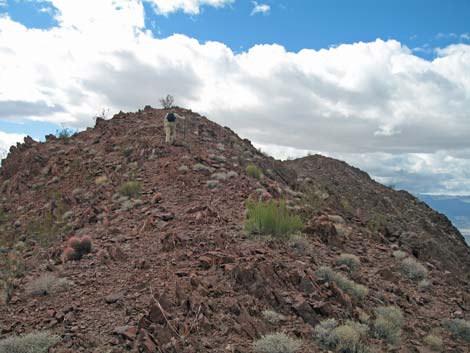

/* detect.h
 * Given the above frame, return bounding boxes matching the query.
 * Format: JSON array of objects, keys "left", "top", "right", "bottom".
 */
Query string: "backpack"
[{"left": 166, "top": 112, "right": 176, "bottom": 122}]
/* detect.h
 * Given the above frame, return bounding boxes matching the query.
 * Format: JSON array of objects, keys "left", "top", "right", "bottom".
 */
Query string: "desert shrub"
[
  {"left": 26, "top": 274, "right": 72, "bottom": 296},
  {"left": 400, "top": 257, "right": 427, "bottom": 281},
  {"left": 119, "top": 181, "right": 141, "bottom": 198},
  {"left": 313, "top": 319, "right": 371, "bottom": 353},
  {"left": 313, "top": 318, "right": 338, "bottom": 349},
  {"left": 315, "top": 266, "right": 368, "bottom": 299},
  {"left": 392, "top": 250, "right": 406, "bottom": 259},
  {"left": 245, "top": 200, "right": 303, "bottom": 238},
  {"left": 0, "top": 331, "right": 60, "bottom": 353},
  {"left": 246, "top": 164, "right": 263, "bottom": 180},
  {"left": 25, "top": 192, "right": 70, "bottom": 247},
  {"left": 95, "top": 175, "right": 108, "bottom": 186},
  {"left": 288, "top": 233, "right": 310, "bottom": 254},
  {"left": 374, "top": 306, "right": 404, "bottom": 344},
  {"left": 443, "top": 318, "right": 470, "bottom": 341},
  {"left": 423, "top": 334, "right": 443, "bottom": 351},
  {"left": 337, "top": 254, "right": 361, "bottom": 273},
  {"left": 262, "top": 310, "right": 283, "bottom": 325},
  {"left": 252, "top": 332, "right": 301, "bottom": 353},
  {"left": 55, "top": 127, "right": 75, "bottom": 140},
  {"left": 418, "top": 279, "right": 431, "bottom": 291},
  {"left": 0, "top": 251, "right": 25, "bottom": 304},
  {"left": 159, "top": 94, "right": 174, "bottom": 109}
]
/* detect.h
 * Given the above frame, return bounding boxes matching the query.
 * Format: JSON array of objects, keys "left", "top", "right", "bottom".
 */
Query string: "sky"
[{"left": 0, "top": 0, "right": 470, "bottom": 195}]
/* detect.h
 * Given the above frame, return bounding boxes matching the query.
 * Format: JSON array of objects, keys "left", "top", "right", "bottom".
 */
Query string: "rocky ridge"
[{"left": 0, "top": 107, "right": 469, "bottom": 352}]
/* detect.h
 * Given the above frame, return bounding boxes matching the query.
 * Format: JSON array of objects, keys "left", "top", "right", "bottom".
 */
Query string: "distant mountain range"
[{"left": 417, "top": 194, "right": 470, "bottom": 244}]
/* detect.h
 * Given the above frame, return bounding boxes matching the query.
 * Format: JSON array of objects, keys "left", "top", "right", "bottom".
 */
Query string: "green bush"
[
  {"left": 337, "top": 254, "right": 361, "bottom": 273},
  {"left": 423, "top": 334, "right": 443, "bottom": 351},
  {"left": 119, "top": 181, "right": 141, "bottom": 198},
  {"left": 0, "top": 331, "right": 60, "bottom": 353},
  {"left": 315, "top": 266, "right": 368, "bottom": 299},
  {"left": 246, "top": 164, "right": 263, "bottom": 180},
  {"left": 252, "top": 333, "right": 301, "bottom": 353},
  {"left": 244, "top": 200, "right": 303, "bottom": 238},
  {"left": 400, "top": 257, "right": 427, "bottom": 281},
  {"left": 443, "top": 318, "right": 470, "bottom": 341},
  {"left": 374, "top": 306, "right": 404, "bottom": 344}
]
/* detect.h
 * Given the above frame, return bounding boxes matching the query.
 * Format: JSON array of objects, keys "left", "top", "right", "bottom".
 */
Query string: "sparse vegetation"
[
  {"left": 373, "top": 306, "right": 404, "bottom": 344},
  {"left": 313, "top": 318, "right": 339, "bottom": 349},
  {"left": 418, "top": 279, "right": 431, "bottom": 291},
  {"left": 443, "top": 318, "right": 470, "bottom": 341},
  {"left": 252, "top": 333, "right": 301, "bottom": 353},
  {"left": 313, "top": 319, "right": 371, "bottom": 353},
  {"left": 119, "top": 181, "right": 141, "bottom": 198},
  {"left": 25, "top": 191, "right": 71, "bottom": 247},
  {"left": 159, "top": 94, "right": 174, "bottom": 109},
  {"left": 26, "top": 274, "right": 72, "bottom": 296},
  {"left": 0, "top": 331, "right": 60, "bottom": 353},
  {"left": 288, "top": 233, "right": 310, "bottom": 254},
  {"left": 262, "top": 310, "right": 283, "bottom": 325},
  {"left": 315, "top": 266, "right": 368, "bottom": 299},
  {"left": 423, "top": 334, "right": 443, "bottom": 351},
  {"left": 366, "top": 214, "right": 387, "bottom": 233},
  {"left": 95, "top": 175, "right": 109, "bottom": 186},
  {"left": 0, "top": 251, "right": 25, "bottom": 304},
  {"left": 400, "top": 257, "right": 428, "bottom": 281},
  {"left": 244, "top": 200, "right": 303, "bottom": 238},
  {"left": 55, "top": 127, "right": 75, "bottom": 140},
  {"left": 246, "top": 164, "right": 263, "bottom": 180},
  {"left": 337, "top": 254, "right": 361, "bottom": 273},
  {"left": 392, "top": 250, "right": 406, "bottom": 259}
]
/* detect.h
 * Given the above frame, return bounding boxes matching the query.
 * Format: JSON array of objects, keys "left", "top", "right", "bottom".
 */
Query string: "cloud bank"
[{"left": 1, "top": 0, "right": 470, "bottom": 194}]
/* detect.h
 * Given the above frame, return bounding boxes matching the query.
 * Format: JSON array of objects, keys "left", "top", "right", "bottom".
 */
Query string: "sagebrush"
[
  {"left": 443, "top": 318, "right": 470, "bottom": 341},
  {"left": 337, "top": 254, "right": 361, "bottom": 273},
  {"left": 26, "top": 274, "right": 72, "bottom": 296},
  {"left": 374, "top": 306, "right": 404, "bottom": 344},
  {"left": 400, "top": 257, "right": 427, "bottom": 281},
  {"left": 315, "top": 266, "right": 368, "bottom": 299},
  {"left": 0, "top": 331, "right": 60, "bottom": 353},
  {"left": 252, "top": 333, "right": 301, "bottom": 353}
]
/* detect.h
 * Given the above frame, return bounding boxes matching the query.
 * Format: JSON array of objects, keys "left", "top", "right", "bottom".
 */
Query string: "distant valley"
[{"left": 417, "top": 194, "right": 470, "bottom": 244}]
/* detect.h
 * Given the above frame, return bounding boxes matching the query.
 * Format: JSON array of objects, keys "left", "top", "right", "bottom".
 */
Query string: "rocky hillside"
[
  {"left": 0, "top": 107, "right": 469, "bottom": 353},
  {"left": 284, "top": 155, "right": 470, "bottom": 275}
]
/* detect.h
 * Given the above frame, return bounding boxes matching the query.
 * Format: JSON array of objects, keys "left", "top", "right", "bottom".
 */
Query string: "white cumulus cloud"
[
  {"left": 146, "top": 0, "right": 234, "bottom": 15},
  {"left": 0, "top": 131, "right": 26, "bottom": 159},
  {"left": 251, "top": 1, "right": 270, "bottom": 15},
  {"left": 1, "top": 0, "right": 470, "bottom": 193}
]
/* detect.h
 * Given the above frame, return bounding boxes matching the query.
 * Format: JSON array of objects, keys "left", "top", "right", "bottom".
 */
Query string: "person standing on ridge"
[{"left": 164, "top": 109, "right": 185, "bottom": 145}]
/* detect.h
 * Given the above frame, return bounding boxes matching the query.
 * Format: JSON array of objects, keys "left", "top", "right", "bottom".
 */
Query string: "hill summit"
[{"left": 1, "top": 107, "right": 469, "bottom": 352}]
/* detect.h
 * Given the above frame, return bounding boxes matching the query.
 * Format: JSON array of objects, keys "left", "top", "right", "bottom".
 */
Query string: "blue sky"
[
  {"left": 4, "top": 0, "right": 470, "bottom": 55},
  {"left": 1, "top": 0, "right": 470, "bottom": 195}
]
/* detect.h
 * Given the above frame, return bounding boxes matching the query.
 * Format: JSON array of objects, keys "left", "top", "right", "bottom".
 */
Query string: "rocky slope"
[
  {"left": 284, "top": 155, "right": 470, "bottom": 275},
  {"left": 0, "top": 107, "right": 469, "bottom": 353}
]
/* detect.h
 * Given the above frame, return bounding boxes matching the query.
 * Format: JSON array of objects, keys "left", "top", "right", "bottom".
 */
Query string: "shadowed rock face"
[
  {"left": 0, "top": 107, "right": 470, "bottom": 352},
  {"left": 285, "top": 154, "right": 470, "bottom": 274}
]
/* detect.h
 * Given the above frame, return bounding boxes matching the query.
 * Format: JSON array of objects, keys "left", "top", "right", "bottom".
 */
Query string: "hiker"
[{"left": 164, "top": 109, "right": 185, "bottom": 145}]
